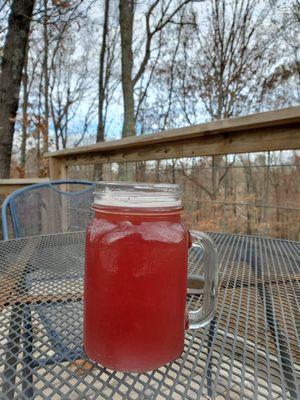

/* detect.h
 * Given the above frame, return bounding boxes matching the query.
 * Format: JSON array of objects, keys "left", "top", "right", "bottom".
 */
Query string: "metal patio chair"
[
  {"left": 1, "top": 179, "right": 95, "bottom": 239},
  {"left": 1, "top": 180, "right": 96, "bottom": 398}
]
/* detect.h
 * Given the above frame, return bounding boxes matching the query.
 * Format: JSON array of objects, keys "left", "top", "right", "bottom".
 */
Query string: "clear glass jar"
[{"left": 84, "top": 182, "right": 217, "bottom": 372}]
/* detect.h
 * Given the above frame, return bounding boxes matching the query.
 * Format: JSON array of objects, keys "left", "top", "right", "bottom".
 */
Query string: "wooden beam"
[
  {"left": 0, "top": 179, "right": 48, "bottom": 196},
  {"left": 53, "top": 125, "right": 300, "bottom": 166},
  {"left": 45, "top": 106, "right": 300, "bottom": 161},
  {"left": 49, "top": 158, "right": 68, "bottom": 179}
]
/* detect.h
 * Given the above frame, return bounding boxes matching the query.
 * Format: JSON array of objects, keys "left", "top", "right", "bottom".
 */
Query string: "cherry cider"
[{"left": 84, "top": 203, "right": 189, "bottom": 372}]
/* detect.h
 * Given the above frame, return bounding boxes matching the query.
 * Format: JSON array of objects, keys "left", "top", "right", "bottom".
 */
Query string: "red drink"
[{"left": 84, "top": 205, "right": 189, "bottom": 372}]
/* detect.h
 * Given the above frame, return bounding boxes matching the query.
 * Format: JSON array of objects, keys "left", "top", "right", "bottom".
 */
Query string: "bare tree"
[
  {"left": 119, "top": 0, "right": 135, "bottom": 138},
  {"left": 49, "top": 43, "right": 94, "bottom": 149},
  {"left": 180, "top": 156, "right": 236, "bottom": 201},
  {"left": 0, "top": 0, "right": 35, "bottom": 178},
  {"left": 42, "top": 0, "right": 50, "bottom": 153},
  {"left": 20, "top": 42, "right": 30, "bottom": 169},
  {"left": 0, "top": 1, "right": 10, "bottom": 36},
  {"left": 97, "top": 0, "right": 110, "bottom": 144},
  {"left": 119, "top": 0, "right": 200, "bottom": 138},
  {"left": 94, "top": 0, "right": 110, "bottom": 180},
  {"left": 266, "top": 0, "right": 300, "bottom": 106},
  {"left": 173, "top": 0, "right": 278, "bottom": 200},
  {"left": 22, "top": 0, "right": 96, "bottom": 152},
  {"left": 194, "top": 0, "right": 277, "bottom": 119}
]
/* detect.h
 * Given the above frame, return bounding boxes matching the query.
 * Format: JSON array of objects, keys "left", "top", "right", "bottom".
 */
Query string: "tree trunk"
[
  {"left": 211, "top": 155, "right": 222, "bottom": 201},
  {"left": 155, "top": 160, "right": 161, "bottom": 182},
  {"left": 94, "top": 0, "right": 110, "bottom": 181},
  {"left": 135, "top": 161, "right": 146, "bottom": 181},
  {"left": 244, "top": 165, "right": 252, "bottom": 236},
  {"left": 171, "top": 159, "right": 176, "bottom": 184},
  {"left": 42, "top": 0, "right": 49, "bottom": 153},
  {"left": 20, "top": 43, "right": 29, "bottom": 170},
  {"left": 97, "top": 0, "right": 109, "bottom": 143},
  {"left": 119, "top": 0, "right": 135, "bottom": 138},
  {"left": 0, "top": 0, "right": 35, "bottom": 178}
]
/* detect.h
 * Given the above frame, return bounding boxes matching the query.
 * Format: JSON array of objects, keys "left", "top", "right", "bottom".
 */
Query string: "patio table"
[{"left": 0, "top": 231, "right": 299, "bottom": 399}]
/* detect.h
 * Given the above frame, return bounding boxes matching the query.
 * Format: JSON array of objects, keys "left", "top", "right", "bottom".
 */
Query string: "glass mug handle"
[{"left": 187, "top": 231, "right": 218, "bottom": 329}]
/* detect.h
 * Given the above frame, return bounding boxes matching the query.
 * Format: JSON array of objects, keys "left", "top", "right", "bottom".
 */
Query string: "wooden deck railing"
[
  {"left": 0, "top": 179, "right": 49, "bottom": 198},
  {"left": 45, "top": 106, "right": 300, "bottom": 179}
]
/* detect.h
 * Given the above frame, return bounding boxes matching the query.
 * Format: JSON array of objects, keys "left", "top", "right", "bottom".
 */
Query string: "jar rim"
[
  {"left": 93, "top": 181, "right": 182, "bottom": 208},
  {"left": 94, "top": 181, "right": 181, "bottom": 192}
]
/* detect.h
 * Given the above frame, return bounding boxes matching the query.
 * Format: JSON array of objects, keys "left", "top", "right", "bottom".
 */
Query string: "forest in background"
[
  {"left": 67, "top": 151, "right": 300, "bottom": 241},
  {"left": 0, "top": 0, "right": 299, "bottom": 239}
]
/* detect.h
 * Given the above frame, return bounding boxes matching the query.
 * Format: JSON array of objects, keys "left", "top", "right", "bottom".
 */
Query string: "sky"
[{"left": 1, "top": 0, "right": 300, "bottom": 154}]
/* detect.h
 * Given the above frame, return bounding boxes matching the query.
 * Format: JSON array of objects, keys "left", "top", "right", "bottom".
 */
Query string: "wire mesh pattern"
[{"left": 0, "top": 232, "right": 299, "bottom": 399}]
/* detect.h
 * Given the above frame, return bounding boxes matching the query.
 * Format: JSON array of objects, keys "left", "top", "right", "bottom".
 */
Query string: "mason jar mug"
[{"left": 84, "top": 182, "right": 218, "bottom": 372}]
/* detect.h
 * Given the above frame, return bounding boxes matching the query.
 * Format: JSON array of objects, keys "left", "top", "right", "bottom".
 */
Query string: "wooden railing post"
[
  {"left": 48, "top": 158, "right": 69, "bottom": 232},
  {"left": 49, "top": 158, "right": 68, "bottom": 180}
]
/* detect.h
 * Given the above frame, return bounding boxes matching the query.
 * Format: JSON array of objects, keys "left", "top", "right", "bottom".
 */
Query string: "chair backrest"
[{"left": 1, "top": 180, "right": 96, "bottom": 239}]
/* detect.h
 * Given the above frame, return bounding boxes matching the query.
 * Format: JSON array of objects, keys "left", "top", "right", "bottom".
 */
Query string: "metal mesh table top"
[{"left": 0, "top": 232, "right": 299, "bottom": 400}]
